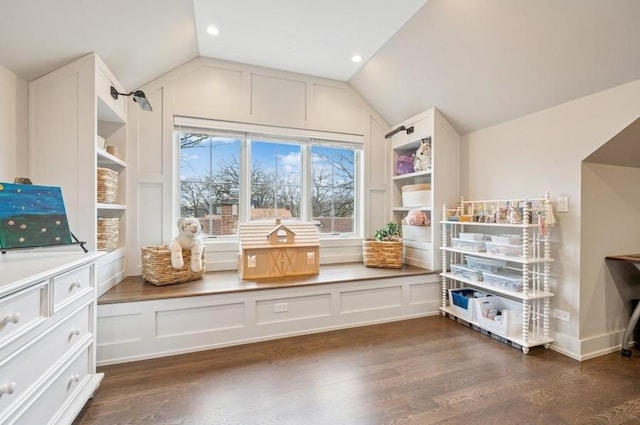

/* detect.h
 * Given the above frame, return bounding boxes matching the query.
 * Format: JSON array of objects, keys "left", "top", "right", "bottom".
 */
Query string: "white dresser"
[{"left": 0, "top": 251, "right": 104, "bottom": 425}]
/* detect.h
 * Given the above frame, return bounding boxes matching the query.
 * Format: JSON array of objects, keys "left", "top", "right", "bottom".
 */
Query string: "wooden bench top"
[{"left": 98, "top": 262, "right": 435, "bottom": 304}]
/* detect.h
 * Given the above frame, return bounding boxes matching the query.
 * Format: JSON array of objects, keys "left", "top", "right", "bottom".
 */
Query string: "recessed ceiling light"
[
  {"left": 351, "top": 55, "right": 362, "bottom": 63},
  {"left": 206, "top": 25, "right": 219, "bottom": 35}
]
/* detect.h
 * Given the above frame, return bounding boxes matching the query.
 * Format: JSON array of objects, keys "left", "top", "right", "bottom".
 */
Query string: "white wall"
[
  {"left": 127, "top": 57, "right": 389, "bottom": 276},
  {"left": 0, "top": 64, "right": 28, "bottom": 181},
  {"left": 581, "top": 163, "right": 640, "bottom": 355},
  {"left": 460, "top": 78, "right": 640, "bottom": 359}
]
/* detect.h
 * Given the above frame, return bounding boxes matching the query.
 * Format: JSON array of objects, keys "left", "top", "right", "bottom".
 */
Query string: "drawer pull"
[
  {"left": 69, "top": 280, "right": 82, "bottom": 290},
  {"left": 2, "top": 312, "right": 21, "bottom": 325},
  {"left": 70, "top": 374, "right": 81, "bottom": 383},
  {"left": 0, "top": 382, "right": 17, "bottom": 396},
  {"left": 69, "top": 328, "right": 81, "bottom": 339}
]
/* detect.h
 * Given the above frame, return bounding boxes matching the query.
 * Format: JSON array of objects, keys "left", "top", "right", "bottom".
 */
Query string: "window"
[
  {"left": 250, "top": 139, "right": 301, "bottom": 221},
  {"left": 311, "top": 144, "right": 356, "bottom": 234},
  {"left": 176, "top": 121, "right": 362, "bottom": 239},
  {"left": 178, "top": 132, "right": 241, "bottom": 237}
]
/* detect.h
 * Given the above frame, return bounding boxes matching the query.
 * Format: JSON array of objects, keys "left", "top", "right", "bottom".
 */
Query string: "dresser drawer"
[
  {"left": 0, "top": 282, "right": 46, "bottom": 347},
  {"left": 52, "top": 265, "right": 92, "bottom": 313},
  {"left": 0, "top": 302, "right": 91, "bottom": 416},
  {"left": 9, "top": 345, "right": 92, "bottom": 425}
]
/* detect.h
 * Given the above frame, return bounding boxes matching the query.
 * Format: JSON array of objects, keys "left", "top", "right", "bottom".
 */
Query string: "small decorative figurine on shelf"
[
  {"left": 170, "top": 217, "right": 205, "bottom": 272},
  {"left": 413, "top": 139, "right": 432, "bottom": 172}
]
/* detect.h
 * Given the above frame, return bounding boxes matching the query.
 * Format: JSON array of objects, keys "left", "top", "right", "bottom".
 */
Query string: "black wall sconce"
[
  {"left": 384, "top": 125, "right": 414, "bottom": 139},
  {"left": 110, "top": 86, "right": 153, "bottom": 112}
]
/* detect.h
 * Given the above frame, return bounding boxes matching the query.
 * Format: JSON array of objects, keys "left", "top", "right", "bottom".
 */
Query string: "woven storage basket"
[
  {"left": 97, "top": 167, "right": 119, "bottom": 203},
  {"left": 401, "top": 183, "right": 431, "bottom": 192},
  {"left": 142, "top": 245, "right": 206, "bottom": 285},
  {"left": 363, "top": 239, "right": 403, "bottom": 268},
  {"left": 97, "top": 217, "right": 119, "bottom": 251}
]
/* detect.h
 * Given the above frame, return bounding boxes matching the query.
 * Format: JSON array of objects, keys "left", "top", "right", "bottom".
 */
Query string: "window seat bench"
[{"left": 96, "top": 263, "right": 441, "bottom": 366}]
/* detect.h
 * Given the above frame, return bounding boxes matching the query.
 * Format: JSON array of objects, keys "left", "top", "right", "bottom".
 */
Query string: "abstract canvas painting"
[{"left": 0, "top": 182, "right": 73, "bottom": 250}]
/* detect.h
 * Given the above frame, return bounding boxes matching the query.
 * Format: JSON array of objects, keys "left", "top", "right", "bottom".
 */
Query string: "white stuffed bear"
[
  {"left": 413, "top": 139, "right": 432, "bottom": 172},
  {"left": 169, "top": 218, "right": 205, "bottom": 272}
]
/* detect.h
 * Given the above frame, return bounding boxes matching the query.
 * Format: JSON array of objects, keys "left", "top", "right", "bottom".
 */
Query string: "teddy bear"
[
  {"left": 404, "top": 210, "right": 430, "bottom": 226},
  {"left": 413, "top": 139, "right": 432, "bottom": 172},
  {"left": 395, "top": 153, "right": 414, "bottom": 175},
  {"left": 169, "top": 217, "right": 205, "bottom": 272}
]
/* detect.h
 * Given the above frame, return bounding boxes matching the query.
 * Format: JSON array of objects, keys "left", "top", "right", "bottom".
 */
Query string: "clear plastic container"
[
  {"left": 459, "top": 232, "right": 489, "bottom": 241},
  {"left": 482, "top": 271, "right": 523, "bottom": 291},
  {"left": 490, "top": 234, "right": 521, "bottom": 245},
  {"left": 452, "top": 238, "right": 486, "bottom": 252},
  {"left": 450, "top": 264, "right": 484, "bottom": 281},
  {"left": 464, "top": 256, "right": 506, "bottom": 272},
  {"left": 485, "top": 242, "right": 523, "bottom": 257}
]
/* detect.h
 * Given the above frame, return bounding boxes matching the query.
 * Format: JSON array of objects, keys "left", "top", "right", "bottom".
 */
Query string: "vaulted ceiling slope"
[
  {"left": 0, "top": 0, "right": 199, "bottom": 91},
  {"left": 350, "top": 0, "right": 640, "bottom": 134},
  {"left": 1, "top": 1, "right": 639, "bottom": 136}
]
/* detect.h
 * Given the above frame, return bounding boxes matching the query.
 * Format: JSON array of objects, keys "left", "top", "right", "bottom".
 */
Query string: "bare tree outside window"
[
  {"left": 179, "top": 133, "right": 241, "bottom": 237},
  {"left": 311, "top": 145, "right": 355, "bottom": 233},
  {"left": 250, "top": 140, "right": 301, "bottom": 221}
]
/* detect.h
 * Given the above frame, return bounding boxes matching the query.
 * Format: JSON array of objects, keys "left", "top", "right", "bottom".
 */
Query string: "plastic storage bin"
[
  {"left": 452, "top": 238, "right": 486, "bottom": 252},
  {"left": 450, "top": 264, "right": 483, "bottom": 281},
  {"left": 473, "top": 296, "right": 523, "bottom": 337},
  {"left": 485, "top": 242, "right": 523, "bottom": 257},
  {"left": 459, "top": 232, "right": 489, "bottom": 241},
  {"left": 465, "top": 256, "right": 506, "bottom": 272},
  {"left": 447, "top": 288, "right": 489, "bottom": 321},
  {"left": 482, "top": 271, "right": 523, "bottom": 291},
  {"left": 490, "top": 234, "right": 521, "bottom": 245}
]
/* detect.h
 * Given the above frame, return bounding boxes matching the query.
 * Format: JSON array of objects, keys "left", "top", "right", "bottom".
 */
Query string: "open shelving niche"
[
  {"left": 392, "top": 166, "right": 433, "bottom": 267},
  {"left": 96, "top": 87, "right": 127, "bottom": 257},
  {"left": 389, "top": 108, "right": 460, "bottom": 271},
  {"left": 439, "top": 193, "right": 555, "bottom": 353}
]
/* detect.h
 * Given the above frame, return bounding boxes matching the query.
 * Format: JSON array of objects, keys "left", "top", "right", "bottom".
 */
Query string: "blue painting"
[{"left": 0, "top": 182, "right": 73, "bottom": 250}]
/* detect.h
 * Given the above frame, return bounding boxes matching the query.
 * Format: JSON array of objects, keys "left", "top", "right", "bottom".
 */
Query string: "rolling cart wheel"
[{"left": 621, "top": 348, "right": 632, "bottom": 358}]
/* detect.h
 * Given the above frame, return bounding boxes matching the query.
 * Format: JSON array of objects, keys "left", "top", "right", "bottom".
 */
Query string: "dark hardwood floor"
[{"left": 74, "top": 316, "right": 640, "bottom": 425}]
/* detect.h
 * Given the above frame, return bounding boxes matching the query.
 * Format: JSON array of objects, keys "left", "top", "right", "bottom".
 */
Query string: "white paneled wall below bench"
[{"left": 96, "top": 269, "right": 441, "bottom": 366}]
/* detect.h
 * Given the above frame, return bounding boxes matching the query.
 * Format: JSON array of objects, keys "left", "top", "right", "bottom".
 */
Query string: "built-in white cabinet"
[
  {"left": 388, "top": 108, "right": 460, "bottom": 270},
  {"left": 439, "top": 195, "right": 555, "bottom": 353},
  {"left": 0, "top": 251, "right": 103, "bottom": 424},
  {"left": 30, "top": 52, "right": 128, "bottom": 295}
]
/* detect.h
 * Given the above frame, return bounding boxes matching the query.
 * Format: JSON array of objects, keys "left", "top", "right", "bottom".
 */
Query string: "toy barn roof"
[{"left": 238, "top": 221, "right": 320, "bottom": 250}]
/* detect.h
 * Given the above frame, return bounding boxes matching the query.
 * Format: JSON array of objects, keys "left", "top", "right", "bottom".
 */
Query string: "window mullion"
[
  {"left": 240, "top": 134, "right": 251, "bottom": 223},
  {"left": 301, "top": 142, "right": 311, "bottom": 222},
  {"left": 355, "top": 149, "right": 363, "bottom": 236}
]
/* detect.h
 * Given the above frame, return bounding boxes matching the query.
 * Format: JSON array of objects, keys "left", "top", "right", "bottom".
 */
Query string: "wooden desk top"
[
  {"left": 606, "top": 254, "right": 640, "bottom": 263},
  {"left": 98, "top": 262, "right": 436, "bottom": 305}
]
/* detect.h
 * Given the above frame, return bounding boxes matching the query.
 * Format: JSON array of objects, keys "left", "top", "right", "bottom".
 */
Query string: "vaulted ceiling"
[{"left": 1, "top": 0, "right": 639, "bottom": 135}]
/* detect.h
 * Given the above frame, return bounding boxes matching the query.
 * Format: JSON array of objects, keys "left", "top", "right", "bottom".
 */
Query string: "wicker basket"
[
  {"left": 97, "top": 217, "right": 119, "bottom": 251},
  {"left": 363, "top": 239, "right": 403, "bottom": 268},
  {"left": 97, "top": 167, "right": 118, "bottom": 203},
  {"left": 106, "top": 145, "right": 122, "bottom": 160},
  {"left": 401, "top": 183, "right": 431, "bottom": 192},
  {"left": 142, "top": 245, "right": 206, "bottom": 285}
]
